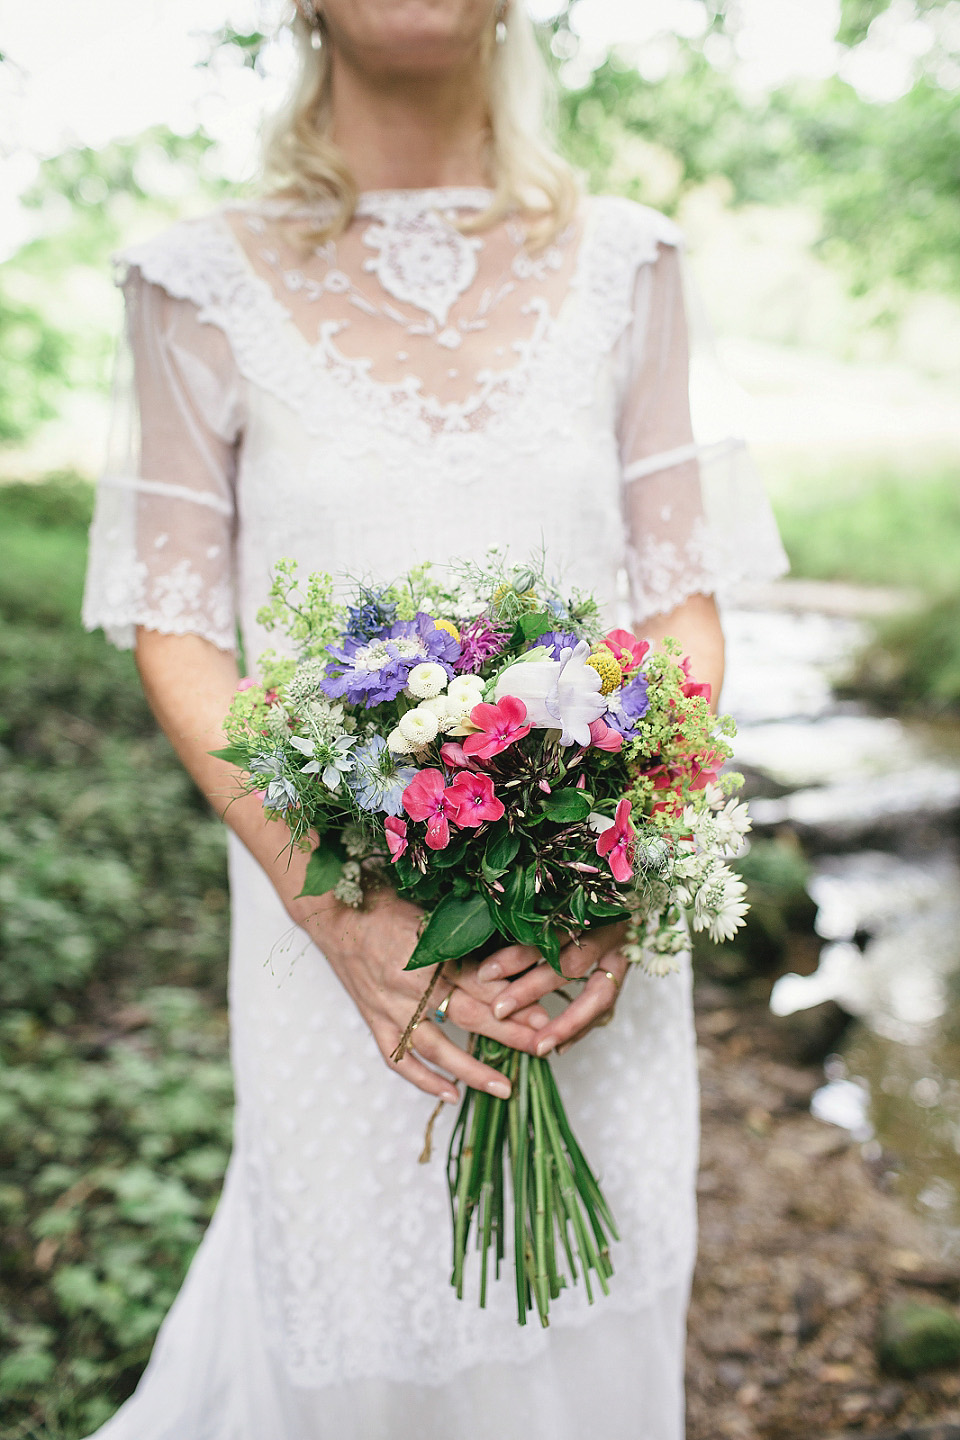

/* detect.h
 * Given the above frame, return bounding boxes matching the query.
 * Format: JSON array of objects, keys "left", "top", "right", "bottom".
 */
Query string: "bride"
[{"left": 82, "top": 2, "right": 786, "bottom": 1436}]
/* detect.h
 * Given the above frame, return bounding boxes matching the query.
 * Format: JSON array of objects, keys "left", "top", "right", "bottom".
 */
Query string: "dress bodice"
[{"left": 82, "top": 188, "right": 786, "bottom": 662}]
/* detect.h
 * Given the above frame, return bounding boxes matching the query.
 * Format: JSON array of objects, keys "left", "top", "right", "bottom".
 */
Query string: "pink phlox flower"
[
  {"left": 402, "top": 769, "right": 458, "bottom": 850},
  {"left": 384, "top": 816, "right": 408, "bottom": 863},
  {"left": 439, "top": 741, "right": 483, "bottom": 773},
  {"left": 680, "top": 656, "right": 712, "bottom": 703},
  {"left": 237, "top": 676, "right": 256, "bottom": 692},
  {"left": 589, "top": 718, "right": 624, "bottom": 752},
  {"left": 595, "top": 798, "right": 637, "bottom": 883},
  {"left": 539, "top": 779, "right": 552, "bottom": 794},
  {"left": 605, "top": 628, "right": 650, "bottom": 673},
  {"left": 444, "top": 771, "right": 505, "bottom": 828},
  {"left": 454, "top": 617, "right": 511, "bottom": 675},
  {"left": 462, "top": 695, "right": 531, "bottom": 759},
  {"left": 264, "top": 688, "right": 279, "bottom": 706},
  {"left": 576, "top": 773, "right": 587, "bottom": 789}
]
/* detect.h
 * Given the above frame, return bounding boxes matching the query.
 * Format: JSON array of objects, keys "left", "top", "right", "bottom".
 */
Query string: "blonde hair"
[{"left": 262, "top": 4, "right": 579, "bottom": 246}]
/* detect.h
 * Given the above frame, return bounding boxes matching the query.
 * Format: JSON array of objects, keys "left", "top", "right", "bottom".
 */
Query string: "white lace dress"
[{"left": 82, "top": 188, "right": 787, "bottom": 1440}]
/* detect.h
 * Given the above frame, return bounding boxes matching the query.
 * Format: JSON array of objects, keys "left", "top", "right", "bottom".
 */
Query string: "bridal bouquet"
[{"left": 215, "top": 552, "right": 750, "bottom": 1325}]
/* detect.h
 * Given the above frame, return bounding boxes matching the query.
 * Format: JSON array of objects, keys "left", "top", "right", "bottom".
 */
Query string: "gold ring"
[
  {"left": 432, "top": 994, "right": 452, "bottom": 1025},
  {"left": 602, "top": 970, "right": 622, "bottom": 995},
  {"left": 594, "top": 1009, "right": 615, "bottom": 1027}
]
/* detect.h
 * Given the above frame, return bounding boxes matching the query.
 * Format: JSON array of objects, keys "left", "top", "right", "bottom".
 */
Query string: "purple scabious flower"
[
  {"left": 604, "top": 673, "right": 651, "bottom": 738},
  {"left": 454, "top": 617, "right": 511, "bottom": 675},
  {"left": 321, "top": 613, "right": 459, "bottom": 708},
  {"left": 538, "top": 629, "right": 580, "bottom": 660}
]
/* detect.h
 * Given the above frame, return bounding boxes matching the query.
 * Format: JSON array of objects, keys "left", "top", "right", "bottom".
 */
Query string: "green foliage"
[
  {"left": 852, "top": 590, "right": 960, "bottom": 713},
  {"left": 404, "top": 893, "right": 496, "bottom": 970},
  {"left": 0, "top": 477, "right": 232, "bottom": 1433},
  {"left": 773, "top": 461, "right": 960, "bottom": 592},
  {"left": 0, "top": 285, "right": 71, "bottom": 444},
  {"left": 0, "top": 993, "right": 232, "bottom": 1434}
]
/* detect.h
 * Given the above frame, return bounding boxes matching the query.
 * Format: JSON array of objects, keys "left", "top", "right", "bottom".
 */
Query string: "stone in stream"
[{"left": 877, "top": 1300, "right": 960, "bottom": 1376}]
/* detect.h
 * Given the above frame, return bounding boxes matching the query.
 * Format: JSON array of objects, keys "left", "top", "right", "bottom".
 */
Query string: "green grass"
[
  {"left": 771, "top": 460, "right": 960, "bottom": 593},
  {"left": 0, "top": 475, "right": 232, "bottom": 1437}
]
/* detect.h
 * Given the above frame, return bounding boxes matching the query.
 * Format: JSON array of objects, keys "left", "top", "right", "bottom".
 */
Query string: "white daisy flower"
[
  {"left": 405, "top": 662, "right": 449, "bottom": 700},
  {"left": 387, "top": 727, "right": 416, "bottom": 755},
  {"left": 398, "top": 707, "right": 440, "bottom": 746}
]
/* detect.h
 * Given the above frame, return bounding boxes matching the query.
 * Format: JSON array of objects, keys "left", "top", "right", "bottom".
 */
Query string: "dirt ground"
[{"left": 686, "top": 984, "right": 960, "bottom": 1440}]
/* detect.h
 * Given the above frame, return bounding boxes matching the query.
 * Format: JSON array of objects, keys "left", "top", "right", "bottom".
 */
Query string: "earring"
[
  {"left": 295, "top": 0, "right": 323, "bottom": 44},
  {"left": 495, "top": 2, "right": 508, "bottom": 45},
  {"left": 310, "top": 26, "right": 323, "bottom": 49}
]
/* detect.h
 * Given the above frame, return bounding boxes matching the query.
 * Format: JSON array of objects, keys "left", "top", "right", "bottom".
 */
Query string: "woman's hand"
[
  {"left": 295, "top": 888, "right": 547, "bottom": 1106},
  {"left": 457, "top": 923, "right": 630, "bottom": 1058}
]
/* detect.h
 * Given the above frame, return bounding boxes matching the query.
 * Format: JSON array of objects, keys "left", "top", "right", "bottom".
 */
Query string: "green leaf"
[
  {"left": 404, "top": 893, "right": 496, "bottom": 970},
  {"left": 208, "top": 745, "right": 249, "bottom": 766},
  {"left": 539, "top": 925, "right": 563, "bottom": 972},
  {"left": 484, "top": 828, "right": 521, "bottom": 875},
  {"left": 569, "top": 888, "right": 588, "bottom": 928},
  {"left": 497, "top": 907, "right": 542, "bottom": 948},
  {"left": 540, "top": 789, "right": 593, "bottom": 823},
  {"left": 296, "top": 842, "right": 343, "bottom": 898},
  {"left": 519, "top": 611, "right": 553, "bottom": 642},
  {"left": 587, "top": 899, "right": 631, "bottom": 922}
]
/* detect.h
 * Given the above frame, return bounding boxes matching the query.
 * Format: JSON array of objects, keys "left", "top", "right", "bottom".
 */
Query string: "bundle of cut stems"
[{"left": 446, "top": 1037, "right": 619, "bottom": 1326}]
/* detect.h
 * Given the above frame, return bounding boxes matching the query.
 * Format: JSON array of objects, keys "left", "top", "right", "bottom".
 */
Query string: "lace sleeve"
[
  {"left": 616, "top": 238, "right": 788, "bottom": 622},
  {"left": 82, "top": 265, "right": 244, "bottom": 652}
]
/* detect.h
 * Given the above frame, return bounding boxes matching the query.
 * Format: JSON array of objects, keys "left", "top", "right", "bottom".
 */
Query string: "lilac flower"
[
  {"left": 604, "top": 673, "right": 651, "bottom": 738},
  {"left": 454, "top": 617, "right": 510, "bottom": 675},
  {"left": 321, "top": 613, "right": 459, "bottom": 708},
  {"left": 538, "top": 629, "right": 580, "bottom": 660}
]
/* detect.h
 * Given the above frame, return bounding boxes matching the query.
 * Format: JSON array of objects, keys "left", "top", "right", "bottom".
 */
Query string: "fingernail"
[
  {"left": 479, "top": 961, "right": 502, "bottom": 981},
  {"left": 443, "top": 1089, "right": 459, "bottom": 1105},
  {"left": 486, "top": 1079, "right": 511, "bottom": 1099},
  {"left": 493, "top": 996, "right": 516, "bottom": 1019},
  {"left": 528, "top": 1011, "right": 549, "bottom": 1030},
  {"left": 536, "top": 1037, "right": 556, "bottom": 1057}
]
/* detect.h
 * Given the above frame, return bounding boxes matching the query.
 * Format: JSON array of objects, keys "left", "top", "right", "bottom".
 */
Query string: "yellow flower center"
[
  {"left": 585, "top": 646, "right": 623, "bottom": 695},
  {"left": 432, "top": 618, "right": 460, "bottom": 642}
]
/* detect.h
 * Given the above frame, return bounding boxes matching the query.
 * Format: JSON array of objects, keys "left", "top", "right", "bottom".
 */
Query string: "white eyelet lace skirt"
[{"left": 86, "top": 832, "right": 700, "bottom": 1440}]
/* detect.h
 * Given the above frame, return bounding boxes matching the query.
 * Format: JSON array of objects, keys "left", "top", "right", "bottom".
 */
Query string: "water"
[{"left": 725, "top": 585, "right": 960, "bottom": 1254}]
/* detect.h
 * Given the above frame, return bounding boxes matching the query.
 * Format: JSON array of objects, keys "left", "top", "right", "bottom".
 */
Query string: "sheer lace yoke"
[{"left": 221, "top": 190, "right": 585, "bottom": 427}]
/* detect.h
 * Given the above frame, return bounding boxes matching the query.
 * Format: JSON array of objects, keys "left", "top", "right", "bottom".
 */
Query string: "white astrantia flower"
[
  {"left": 683, "top": 797, "right": 751, "bottom": 859},
  {"left": 398, "top": 706, "right": 440, "bottom": 746},
  {"left": 691, "top": 863, "right": 749, "bottom": 942},
  {"left": 387, "top": 726, "right": 416, "bottom": 755},
  {"left": 405, "top": 662, "right": 448, "bottom": 700}
]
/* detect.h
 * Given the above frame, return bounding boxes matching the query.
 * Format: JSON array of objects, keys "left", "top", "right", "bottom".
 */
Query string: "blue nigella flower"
[
  {"left": 538, "top": 629, "right": 581, "bottom": 659},
  {"left": 249, "top": 754, "right": 300, "bottom": 813},
  {"left": 347, "top": 735, "right": 418, "bottom": 817},
  {"left": 345, "top": 587, "right": 398, "bottom": 642}
]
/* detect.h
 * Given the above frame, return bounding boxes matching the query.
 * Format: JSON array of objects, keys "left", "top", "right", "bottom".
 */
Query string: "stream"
[{"left": 723, "top": 583, "right": 960, "bottom": 1256}]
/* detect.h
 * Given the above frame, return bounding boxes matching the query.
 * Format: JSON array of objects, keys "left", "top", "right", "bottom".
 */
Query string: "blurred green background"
[{"left": 1, "top": 1, "right": 960, "bottom": 1433}]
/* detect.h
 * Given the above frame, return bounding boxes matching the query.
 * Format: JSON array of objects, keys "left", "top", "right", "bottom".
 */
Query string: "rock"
[
  {"left": 769, "top": 998, "right": 851, "bottom": 1063},
  {"left": 878, "top": 1301, "right": 960, "bottom": 1376},
  {"left": 891, "top": 1256, "right": 960, "bottom": 1298},
  {"left": 794, "top": 1275, "right": 828, "bottom": 1341}
]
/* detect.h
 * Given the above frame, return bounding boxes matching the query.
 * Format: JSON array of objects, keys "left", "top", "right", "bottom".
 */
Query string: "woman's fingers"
[
  {"left": 532, "top": 952, "right": 629, "bottom": 1057},
  {"left": 412, "top": 1024, "right": 514, "bottom": 1099},
  {"left": 440, "top": 989, "right": 544, "bottom": 1052},
  {"left": 446, "top": 964, "right": 550, "bottom": 1030},
  {"left": 490, "top": 924, "right": 628, "bottom": 1019},
  {"left": 376, "top": 1025, "right": 459, "bottom": 1104},
  {"left": 474, "top": 942, "right": 542, "bottom": 983}
]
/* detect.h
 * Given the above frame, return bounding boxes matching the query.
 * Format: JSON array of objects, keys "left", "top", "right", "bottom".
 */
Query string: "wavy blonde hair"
[{"left": 262, "top": 4, "right": 579, "bottom": 246}]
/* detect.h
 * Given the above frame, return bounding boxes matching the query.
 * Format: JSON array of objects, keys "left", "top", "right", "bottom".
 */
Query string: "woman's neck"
[{"left": 328, "top": 51, "right": 491, "bottom": 193}]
